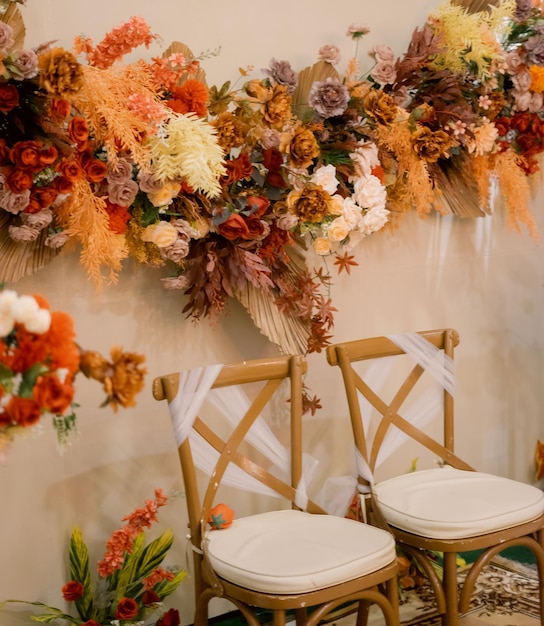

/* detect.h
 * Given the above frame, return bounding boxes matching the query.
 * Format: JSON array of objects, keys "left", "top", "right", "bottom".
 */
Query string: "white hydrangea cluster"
[{"left": 0, "top": 290, "right": 51, "bottom": 337}]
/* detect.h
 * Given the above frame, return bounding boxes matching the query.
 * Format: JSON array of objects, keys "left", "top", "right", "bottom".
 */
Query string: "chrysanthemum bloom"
[
  {"left": 262, "top": 84, "right": 293, "bottom": 128},
  {"left": 170, "top": 79, "right": 209, "bottom": 117},
  {"left": 411, "top": 126, "right": 455, "bottom": 163},
  {"left": 211, "top": 112, "right": 246, "bottom": 152},
  {"left": 363, "top": 90, "right": 398, "bottom": 125},
  {"left": 287, "top": 183, "right": 335, "bottom": 223},
  {"left": 38, "top": 48, "right": 83, "bottom": 97},
  {"left": 284, "top": 125, "right": 320, "bottom": 169}
]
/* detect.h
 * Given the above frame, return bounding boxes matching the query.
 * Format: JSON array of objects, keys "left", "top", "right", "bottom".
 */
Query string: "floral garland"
[
  {"left": 0, "top": 286, "right": 147, "bottom": 454},
  {"left": 0, "top": 0, "right": 543, "bottom": 355},
  {"left": 1, "top": 488, "right": 186, "bottom": 626}
]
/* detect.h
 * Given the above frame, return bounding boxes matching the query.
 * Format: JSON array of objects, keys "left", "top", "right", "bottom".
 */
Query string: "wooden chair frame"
[
  {"left": 153, "top": 355, "right": 399, "bottom": 626},
  {"left": 326, "top": 329, "right": 544, "bottom": 626}
]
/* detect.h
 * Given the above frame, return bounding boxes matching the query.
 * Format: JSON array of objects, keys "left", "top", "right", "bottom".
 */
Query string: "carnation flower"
[
  {"left": 308, "top": 77, "right": 349, "bottom": 118},
  {"left": 264, "top": 58, "right": 298, "bottom": 93},
  {"left": 318, "top": 44, "right": 341, "bottom": 65},
  {"left": 38, "top": 48, "right": 84, "bottom": 97}
]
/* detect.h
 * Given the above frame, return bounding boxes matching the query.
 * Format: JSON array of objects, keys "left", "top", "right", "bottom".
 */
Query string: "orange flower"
[
  {"left": 217, "top": 213, "right": 250, "bottom": 240},
  {"left": 33, "top": 374, "right": 75, "bottom": 415},
  {"left": 5, "top": 168, "right": 33, "bottom": 193},
  {"left": 115, "top": 597, "right": 139, "bottom": 621},
  {"left": 49, "top": 98, "right": 71, "bottom": 119},
  {"left": 58, "top": 158, "right": 84, "bottom": 182},
  {"left": 170, "top": 79, "right": 209, "bottom": 117},
  {"left": 68, "top": 116, "right": 90, "bottom": 148},
  {"left": 39, "top": 145, "right": 59, "bottom": 167},
  {"left": 530, "top": 65, "right": 544, "bottom": 93},
  {"left": 5, "top": 396, "right": 42, "bottom": 427},
  {"left": 10, "top": 141, "right": 43, "bottom": 172},
  {"left": 84, "top": 159, "right": 108, "bottom": 183}
]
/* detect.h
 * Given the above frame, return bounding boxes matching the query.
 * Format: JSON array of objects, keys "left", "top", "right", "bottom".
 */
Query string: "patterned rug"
[{"left": 327, "top": 557, "right": 540, "bottom": 626}]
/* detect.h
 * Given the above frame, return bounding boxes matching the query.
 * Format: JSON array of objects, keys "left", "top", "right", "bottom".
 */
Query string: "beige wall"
[{"left": 1, "top": 2, "right": 544, "bottom": 624}]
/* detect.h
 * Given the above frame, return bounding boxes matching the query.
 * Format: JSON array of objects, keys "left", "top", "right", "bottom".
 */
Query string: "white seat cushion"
[
  {"left": 374, "top": 466, "right": 544, "bottom": 539},
  {"left": 205, "top": 508, "right": 396, "bottom": 594}
]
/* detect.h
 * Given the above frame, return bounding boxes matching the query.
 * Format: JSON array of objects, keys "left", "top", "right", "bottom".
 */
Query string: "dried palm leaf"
[
  {"left": 452, "top": 0, "right": 499, "bottom": 13},
  {"left": 431, "top": 154, "right": 488, "bottom": 217},
  {"left": 291, "top": 60, "right": 340, "bottom": 119},
  {"left": 0, "top": 213, "right": 60, "bottom": 284},
  {"left": 235, "top": 283, "right": 310, "bottom": 355},
  {"left": 2, "top": 3, "right": 25, "bottom": 51},
  {"left": 162, "top": 41, "right": 207, "bottom": 85}
]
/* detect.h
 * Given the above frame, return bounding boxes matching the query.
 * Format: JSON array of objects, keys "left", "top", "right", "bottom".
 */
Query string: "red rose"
[
  {"left": 39, "top": 145, "right": 59, "bottom": 167},
  {"left": 0, "top": 83, "right": 19, "bottom": 113},
  {"left": 511, "top": 112, "right": 531, "bottom": 133},
  {"left": 217, "top": 213, "right": 250, "bottom": 240},
  {"left": 494, "top": 117, "right": 510, "bottom": 137},
  {"left": 115, "top": 597, "right": 139, "bottom": 621},
  {"left": 10, "top": 141, "right": 43, "bottom": 171},
  {"left": 244, "top": 216, "right": 265, "bottom": 239},
  {"left": 0, "top": 138, "right": 9, "bottom": 165},
  {"left": 5, "top": 396, "right": 42, "bottom": 427},
  {"left": 54, "top": 176, "right": 74, "bottom": 195},
  {"left": 85, "top": 159, "right": 108, "bottom": 183},
  {"left": 157, "top": 609, "right": 181, "bottom": 626},
  {"left": 104, "top": 200, "right": 131, "bottom": 235},
  {"left": 5, "top": 168, "right": 33, "bottom": 193},
  {"left": 517, "top": 133, "right": 540, "bottom": 156},
  {"left": 58, "top": 158, "right": 83, "bottom": 182},
  {"left": 61, "top": 580, "right": 84, "bottom": 601},
  {"left": 263, "top": 148, "right": 287, "bottom": 188},
  {"left": 246, "top": 195, "right": 270, "bottom": 218},
  {"left": 49, "top": 98, "right": 71, "bottom": 119},
  {"left": 26, "top": 192, "right": 45, "bottom": 213},
  {"left": 82, "top": 621, "right": 101, "bottom": 626},
  {"left": 222, "top": 153, "right": 253, "bottom": 184},
  {"left": 68, "top": 116, "right": 89, "bottom": 151},
  {"left": 33, "top": 186, "right": 59, "bottom": 209},
  {"left": 142, "top": 589, "right": 161, "bottom": 605}
]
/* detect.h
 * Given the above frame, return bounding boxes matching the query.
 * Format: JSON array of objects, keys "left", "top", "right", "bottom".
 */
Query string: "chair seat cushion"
[
  {"left": 205, "top": 508, "right": 396, "bottom": 594},
  {"left": 375, "top": 466, "right": 544, "bottom": 539}
]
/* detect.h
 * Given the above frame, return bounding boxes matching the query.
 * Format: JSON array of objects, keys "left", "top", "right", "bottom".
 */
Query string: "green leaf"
[
  {"left": 18, "top": 363, "right": 49, "bottom": 398},
  {"left": 69, "top": 527, "right": 94, "bottom": 620},
  {"left": 154, "top": 568, "right": 187, "bottom": 599},
  {"left": 0, "top": 600, "right": 77, "bottom": 624},
  {"left": 135, "top": 529, "right": 174, "bottom": 582}
]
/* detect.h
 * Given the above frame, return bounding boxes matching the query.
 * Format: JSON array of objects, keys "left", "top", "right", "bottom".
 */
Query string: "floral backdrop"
[{"left": 0, "top": 0, "right": 543, "bottom": 358}]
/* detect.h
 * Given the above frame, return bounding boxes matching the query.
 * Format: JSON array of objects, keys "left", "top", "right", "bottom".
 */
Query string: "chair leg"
[
  {"left": 295, "top": 607, "right": 307, "bottom": 626},
  {"left": 355, "top": 599, "right": 370, "bottom": 626},
  {"left": 442, "top": 552, "right": 460, "bottom": 626},
  {"left": 272, "top": 608, "right": 288, "bottom": 626}
]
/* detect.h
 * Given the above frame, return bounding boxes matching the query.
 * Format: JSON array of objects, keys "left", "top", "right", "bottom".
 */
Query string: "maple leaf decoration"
[{"left": 334, "top": 252, "right": 359, "bottom": 275}]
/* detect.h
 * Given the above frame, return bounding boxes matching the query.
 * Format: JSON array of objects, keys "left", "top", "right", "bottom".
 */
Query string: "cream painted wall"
[{"left": 1, "top": 1, "right": 543, "bottom": 625}]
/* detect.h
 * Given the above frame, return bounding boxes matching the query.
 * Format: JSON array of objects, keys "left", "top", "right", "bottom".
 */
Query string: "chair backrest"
[
  {"left": 326, "top": 329, "right": 474, "bottom": 488},
  {"left": 152, "top": 355, "right": 325, "bottom": 555}
]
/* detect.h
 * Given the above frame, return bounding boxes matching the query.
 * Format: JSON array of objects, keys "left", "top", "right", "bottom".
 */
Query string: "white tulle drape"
[
  {"left": 321, "top": 332, "right": 456, "bottom": 514},
  {"left": 167, "top": 365, "right": 318, "bottom": 509}
]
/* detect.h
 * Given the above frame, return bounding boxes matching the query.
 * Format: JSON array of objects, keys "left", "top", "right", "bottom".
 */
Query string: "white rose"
[
  {"left": 352, "top": 175, "right": 387, "bottom": 210},
  {"left": 310, "top": 164, "right": 339, "bottom": 195},
  {"left": 141, "top": 221, "right": 179, "bottom": 248},
  {"left": 342, "top": 197, "right": 363, "bottom": 229},
  {"left": 359, "top": 206, "right": 389, "bottom": 235}
]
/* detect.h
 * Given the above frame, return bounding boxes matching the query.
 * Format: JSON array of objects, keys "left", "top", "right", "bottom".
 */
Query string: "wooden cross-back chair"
[
  {"left": 153, "top": 354, "right": 399, "bottom": 626},
  {"left": 326, "top": 329, "right": 544, "bottom": 626}
]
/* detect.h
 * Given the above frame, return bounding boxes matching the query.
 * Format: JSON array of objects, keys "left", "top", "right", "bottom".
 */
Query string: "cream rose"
[
  {"left": 147, "top": 182, "right": 181, "bottom": 207},
  {"left": 313, "top": 237, "right": 331, "bottom": 255},
  {"left": 359, "top": 206, "right": 389, "bottom": 235},
  {"left": 327, "top": 217, "right": 350, "bottom": 242},
  {"left": 310, "top": 164, "right": 339, "bottom": 195},
  {"left": 141, "top": 221, "right": 179, "bottom": 248}
]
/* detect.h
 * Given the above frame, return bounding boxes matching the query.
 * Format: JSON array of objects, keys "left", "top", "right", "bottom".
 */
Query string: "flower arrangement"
[
  {"left": 1, "top": 488, "right": 186, "bottom": 626},
  {"left": 0, "top": 0, "right": 543, "bottom": 356},
  {"left": 0, "top": 286, "right": 147, "bottom": 454}
]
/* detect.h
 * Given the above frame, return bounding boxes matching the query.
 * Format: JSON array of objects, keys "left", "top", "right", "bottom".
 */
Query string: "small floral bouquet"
[
  {"left": 1, "top": 488, "right": 186, "bottom": 625},
  {"left": 0, "top": 286, "right": 146, "bottom": 454}
]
